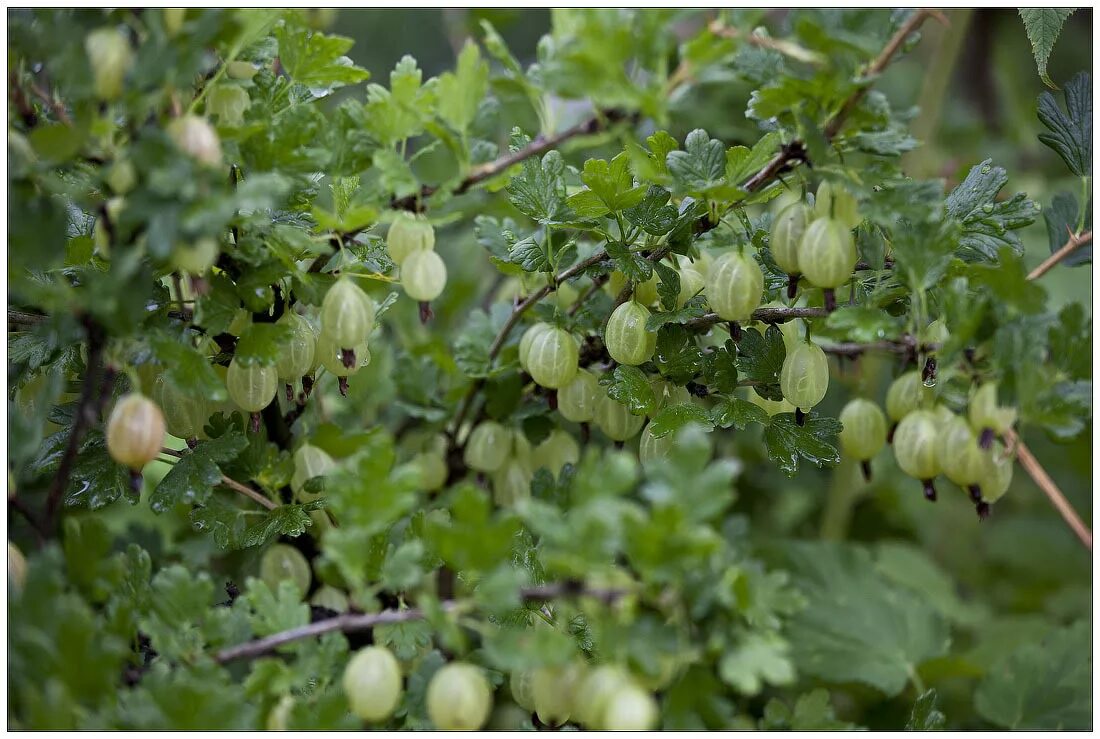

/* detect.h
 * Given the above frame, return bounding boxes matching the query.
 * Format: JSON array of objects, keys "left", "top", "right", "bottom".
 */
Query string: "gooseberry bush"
[{"left": 7, "top": 8, "right": 1094, "bottom": 731}]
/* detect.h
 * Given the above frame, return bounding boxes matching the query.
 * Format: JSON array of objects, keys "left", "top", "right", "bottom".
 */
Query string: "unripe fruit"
[
  {"left": 799, "top": 218, "right": 857, "bottom": 289},
  {"left": 885, "top": 371, "right": 929, "bottom": 422},
  {"left": 532, "top": 429, "right": 580, "bottom": 475},
  {"left": 594, "top": 394, "right": 644, "bottom": 441},
  {"left": 228, "top": 308, "right": 252, "bottom": 337},
  {"left": 518, "top": 322, "right": 553, "bottom": 372},
  {"left": 426, "top": 662, "right": 493, "bottom": 730},
  {"left": 226, "top": 60, "right": 257, "bottom": 79},
  {"left": 167, "top": 115, "right": 223, "bottom": 168},
  {"left": 893, "top": 410, "right": 942, "bottom": 481},
  {"left": 639, "top": 422, "right": 674, "bottom": 469},
  {"left": 676, "top": 266, "right": 706, "bottom": 308},
  {"left": 770, "top": 202, "right": 811, "bottom": 275},
  {"left": 558, "top": 368, "right": 599, "bottom": 423},
  {"left": 8, "top": 542, "right": 27, "bottom": 591},
  {"left": 705, "top": 250, "right": 764, "bottom": 321},
  {"left": 206, "top": 84, "right": 251, "bottom": 126},
  {"left": 85, "top": 27, "right": 134, "bottom": 100},
  {"left": 527, "top": 326, "right": 579, "bottom": 389},
  {"left": 601, "top": 683, "right": 658, "bottom": 731},
  {"left": 266, "top": 694, "right": 294, "bottom": 731},
  {"left": 650, "top": 378, "right": 691, "bottom": 414},
  {"left": 838, "top": 399, "right": 887, "bottom": 460},
  {"left": 607, "top": 271, "right": 659, "bottom": 305},
  {"left": 226, "top": 359, "right": 278, "bottom": 413},
  {"left": 401, "top": 249, "right": 447, "bottom": 301},
  {"left": 276, "top": 312, "right": 317, "bottom": 382},
  {"left": 938, "top": 414, "right": 984, "bottom": 487},
  {"left": 311, "top": 585, "right": 349, "bottom": 613},
  {"left": 412, "top": 450, "right": 447, "bottom": 491},
  {"left": 153, "top": 375, "right": 208, "bottom": 440},
  {"left": 320, "top": 277, "right": 374, "bottom": 350},
  {"left": 813, "top": 180, "right": 861, "bottom": 229},
  {"left": 492, "top": 457, "right": 532, "bottom": 506},
  {"left": 343, "top": 646, "right": 403, "bottom": 722},
  {"left": 316, "top": 335, "right": 370, "bottom": 377},
  {"left": 532, "top": 663, "right": 584, "bottom": 727},
  {"left": 574, "top": 665, "right": 631, "bottom": 728},
  {"left": 464, "top": 421, "right": 510, "bottom": 473},
  {"left": 968, "top": 382, "right": 1017, "bottom": 437},
  {"left": 387, "top": 213, "right": 435, "bottom": 266},
  {"left": 290, "top": 443, "right": 335, "bottom": 501},
  {"left": 260, "top": 543, "right": 311, "bottom": 597},
  {"left": 604, "top": 301, "right": 656, "bottom": 366},
  {"left": 106, "top": 159, "right": 137, "bottom": 195},
  {"left": 978, "top": 442, "right": 1013, "bottom": 503},
  {"left": 779, "top": 341, "right": 829, "bottom": 411},
  {"left": 106, "top": 393, "right": 166, "bottom": 470},
  {"left": 746, "top": 390, "right": 796, "bottom": 416},
  {"left": 510, "top": 669, "right": 535, "bottom": 711},
  {"left": 171, "top": 237, "right": 219, "bottom": 275},
  {"left": 162, "top": 8, "right": 185, "bottom": 36}
]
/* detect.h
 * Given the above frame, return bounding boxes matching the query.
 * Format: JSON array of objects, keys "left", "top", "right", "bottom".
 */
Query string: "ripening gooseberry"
[
  {"left": 7, "top": 542, "right": 27, "bottom": 592},
  {"left": 260, "top": 543, "right": 311, "bottom": 597},
  {"left": 885, "top": 371, "right": 929, "bottom": 422},
  {"left": 558, "top": 368, "right": 600, "bottom": 423},
  {"left": 770, "top": 201, "right": 811, "bottom": 276},
  {"left": 745, "top": 389, "right": 796, "bottom": 416},
  {"left": 276, "top": 312, "right": 317, "bottom": 382},
  {"left": 153, "top": 374, "right": 208, "bottom": 440},
  {"left": 311, "top": 585, "right": 349, "bottom": 613},
  {"left": 167, "top": 115, "right": 223, "bottom": 168},
  {"left": 401, "top": 249, "right": 447, "bottom": 302},
  {"left": 604, "top": 301, "right": 656, "bottom": 366},
  {"left": 226, "top": 60, "right": 257, "bottom": 79},
  {"left": 464, "top": 421, "right": 510, "bottom": 473},
  {"left": 574, "top": 666, "right": 631, "bottom": 728},
  {"left": 532, "top": 429, "right": 580, "bottom": 475},
  {"left": 893, "top": 409, "right": 942, "bottom": 499},
  {"left": 492, "top": 457, "right": 532, "bottom": 506},
  {"left": 226, "top": 358, "right": 278, "bottom": 413},
  {"left": 532, "top": 662, "right": 585, "bottom": 727},
  {"left": 676, "top": 264, "right": 706, "bottom": 308},
  {"left": 650, "top": 378, "right": 691, "bottom": 415},
  {"left": 320, "top": 277, "right": 374, "bottom": 350},
  {"left": 106, "top": 393, "right": 166, "bottom": 470},
  {"left": 426, "top": 662, "right": 493, "bottom": 731},
  {"left": 85, "top": 27, "right": 133, "bottom": 100},
  {"left": 527, "top": 326, "right": 579, "bottom": 389},
  {"left": 601, "top": 682, "right": 659, "bottom": 731},
  {"left": 705, "top": 250, "right": 764, "bottom": 322},
  {"left": 343, "top": 646, "right": 403, "bottom": 722},
  {"left": 938, "top": 414, "right": 985, "bottom": 492},
  {"left": 968, "top": 382, "right": 1017, "bottom": 441},
  {"left": 594, "top": 394, "right": 644, "bottom": 442},
  {"left": 799, "top": 217, "right": 857, "bottom": 290},
  {"left": 162, "top": 8, "right": 185, "bottom": 36},
  {"left": 510, "top": 669, "right": 535, "bottom": 712},
  {"left": 779, "top": 341, "right": 829, "bottom": 411},
  {"left": 813, "top": 181, "right": 861, "bottom": 229},
  {"left": 607, "top": 271, "right": 659, "bottom": 305},
  {"left": 412, "top": 450, "right": 448, "bottom": 491},
  {"left": 290, "top": 443, "right": 335, "bottom": 501},
  {"left": 518, "top": 322, "right": 552, "bottom": 372},
  {"left": 316, "top": 335, "right": 370, "bottom": 378},
  {"left": 206, "top": 84, "right": 250, "bottom": 126},
  {"left": 171, "top": 237, "right": 219, "bottom": 275},
  {"left": 387, "top": 213, "right": 435, "bottom": 266},
  {"left": 838, "top": 398, "right": 887, "bottom": 461},
  {"left": 639, "top": 422, "right": 674, "bottom": 469},
  {"left": 977, "top": 442, "right": 1013, "bottom": 503}
]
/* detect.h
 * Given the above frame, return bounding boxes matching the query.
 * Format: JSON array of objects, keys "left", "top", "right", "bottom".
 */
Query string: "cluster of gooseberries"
[
  {"left": 388, "top": 212, "right": 447, "bottom": 320},
  {"left": 463, "top": 420, "right": 578, "bottom": 505},
  {"left": 839, "top": 376, "right": 1015, "bottom": 518},
  {"left": 509, "top": 659, "right": 659, "bottom": 730}
]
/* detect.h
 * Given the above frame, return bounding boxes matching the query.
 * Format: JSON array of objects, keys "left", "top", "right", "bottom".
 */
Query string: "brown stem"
[
  {"left": 161, "top": 447, "right": 278, "bottom": 511},
  {"left": 1027, "top": 230, "right": 1092, "bottom": 281},
  {"left": 213, "top": 582, "right": 627, "bottom": 664},
  {"left": 1002, "top": 429, "right": 1092, "bottom": 551}
]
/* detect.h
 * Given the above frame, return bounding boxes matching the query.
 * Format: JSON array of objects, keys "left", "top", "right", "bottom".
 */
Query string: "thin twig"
[
  {"left": 685, "top": 306, "right": 829, "bottom": 331},
  {"left": 1002, "top": 429, "right": 1092, "bottom": 551},
  {"left": 214, "top": 582, "right": 626, "bottom": 664},
  {"left": 160, "top": 447, "right": 279, "bottom": 510},
  {"left": 7, "top": 309, "right": 48, "bottom": 327},
  {"left": 1026, "top": 229, "right": 1092, "bottom": 280},
  {"left": 707, "top": 19, "right": 826, "bottom": 66}
]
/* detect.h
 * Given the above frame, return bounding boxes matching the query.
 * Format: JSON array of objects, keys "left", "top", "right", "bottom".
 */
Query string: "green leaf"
[
  {"left": 966, "top": 247, "right": 1047, "bottom": 314},
  {"left": 906, "top": 689, "right": 946, "bottom": 730},
  {"left": 1036, "top": 71, "right": 1092, "bottom": 177},
  {"left": 653, "top": 261, "right": 680, "bottom": 311},
  {"left": 667, "top": 128, "right": 726, "bottom": 193},
  {"left": 944, "top": 159, "right": 1040, "bottom": 262},
  {"left": 602, "top": 365, "right": 658, "bottom": 416},
  {"left": 763, "top": 413, "right": 842, "bottom": 476},
  {"left": 653, "top": 324, "right": 704, "bottom": 384},
  {"left": 711, "top": 396, "right": 769, "bottom": 430},
  {"left": 150, "top": 432, "right": 249, "bottom": 513},
  {"left": 734, "top": 325, "right": 786, "bottom": 402},
  {"left": 785, "top": 542, "right": 950, "bottom": 697},
  {"left": 822, "top": 306, "right": 904, "bottom": 343},
  {"left": 234, "top": 322, "right": 294, "bottom": 367},
  {"left": 604, "top": 240, "right": 653, "bottom": 284},
  {"left": 725, "top": 131, "right": 779, "bottom": 184},
  {"left": 1019, "top": 9, "right": 1075, "bottom": 88},
  {"left": 508, "top": 236, "right": 550, "bottom": 272},
  {"left": 149, "top": 334, "right": 228, "bottom": 402},
  {"left": 64, "top": 436, "right": 132, "bottom": 510},
  {"left": 506, "top": 150, "right": 570, "bottom": 225},
  {"left": 701, "top": 338, "right": 738, "bottom": 394},
  {"left": 648, "top": 402, "right": 715, "bottom": 438},
  {"left": 624, "top": 185, "right": 678, "bottom": 236},
  {"left": 274, "top": 24, "right": 370, "bottom": 90},
  {"left": 762, "top": 689, "right": 855, "bottom": 730},
  {"left": 364, "top": 55, "right": 435, "bottom": 146},
  {"left": 454, "top": 305, "right": 510, "bottom": 379},
  {"left": 645, "top": 296, "right": 708, "bottom": 331},
  {"left": 573, "top": 152, "right": 647, "bottom": 214},
  {"left": 189, "top": 496, "right": 321, "bottom": 551},
  {"left": 436, "top": 41, "right": 489, "bottom": 135},
  {"left": 718, "top": 632, "right": 795, "bottom": 696},
  {"left": 974, "top": 620, "right": 1091, "bottom": 729},
  {"left": 425, "top": 484, "right": 521, "bottom": 573},
  {"left": 1043, "top": 191, "right": 1091, "bottom": 265}
]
